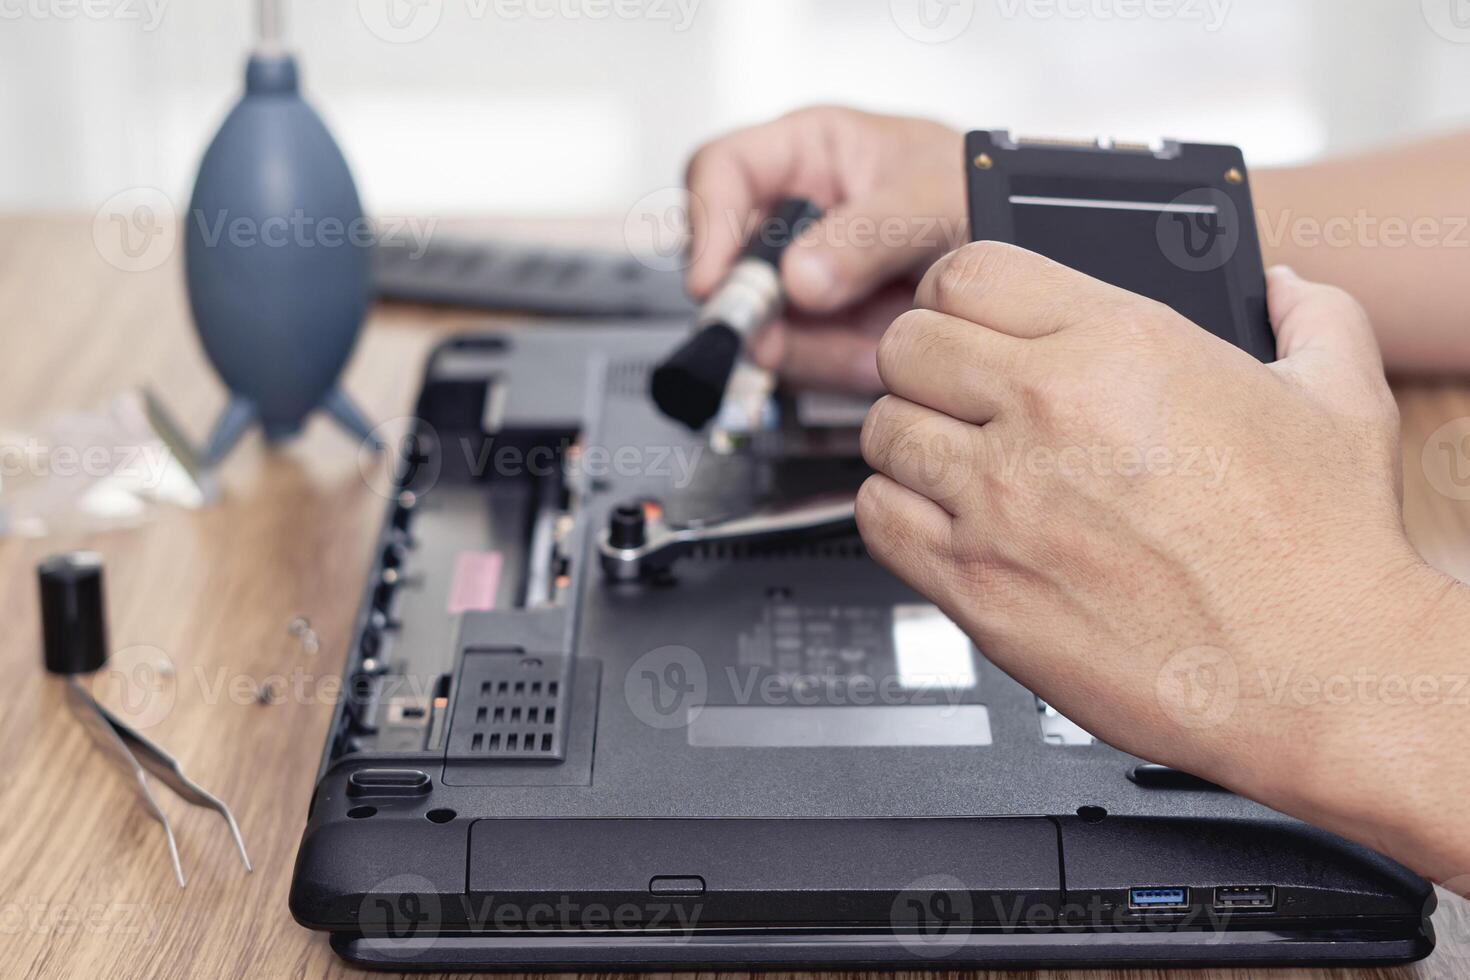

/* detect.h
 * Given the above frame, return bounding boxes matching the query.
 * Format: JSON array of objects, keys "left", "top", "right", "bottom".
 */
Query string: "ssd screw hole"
[
  {"left": 347, "top": 806, "right": 377, "bottom": 819},
  {"left": 1077, "top": 805, "right": 1107, "bottom": 823},
  {"left": 426, "top": 808, "right": 457, "bottom": 824}
]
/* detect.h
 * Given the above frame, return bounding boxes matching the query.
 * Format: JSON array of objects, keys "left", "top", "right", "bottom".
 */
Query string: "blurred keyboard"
[{"left": 374, "top": 237, "right": 696, "bottom": 318}]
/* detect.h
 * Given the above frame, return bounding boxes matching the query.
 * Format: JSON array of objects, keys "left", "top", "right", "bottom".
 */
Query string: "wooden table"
[{"left": 2, "top": 215, "right": 1468, "bottom": 980}]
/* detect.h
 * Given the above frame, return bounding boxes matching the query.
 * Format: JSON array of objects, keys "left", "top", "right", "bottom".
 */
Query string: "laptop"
[{"left": 289, "top": 323, "right": 1434, "bottom": 969}]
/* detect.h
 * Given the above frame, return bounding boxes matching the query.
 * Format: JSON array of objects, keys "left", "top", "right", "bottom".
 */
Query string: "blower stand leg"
[
  {"left": 203, "top": 397, "right": 259, "bottom": 466},
  {"left": 323, "top": 387, "right": 382, "bottom": 452}
]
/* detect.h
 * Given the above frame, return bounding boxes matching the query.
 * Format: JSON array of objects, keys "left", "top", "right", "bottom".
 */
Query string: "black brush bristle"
[{"left": 649, "top": 322, "right": 742, "bottom": 430}]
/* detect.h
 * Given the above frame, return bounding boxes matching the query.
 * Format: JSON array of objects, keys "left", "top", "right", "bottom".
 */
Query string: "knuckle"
[
  {"left": 860, "top": 396, "right": 896, "bottom": 467},
  {"left": 975, "top": 466, "right": 1036, "bottom": 539},
  {"left": 876, "top": 310, "right": 929, "bottom": 381},
  {"left": 1016, "top": 370, "right": 1081, "bottom": 432},
  {"left": 939, "top": 518, "right": 1039, "bottom": 619},
  {"left": 929, "top": 241, "right": 1012, "bottom": 312},
  {"left": 1141, "top": 296, "right": 1183, "bottom": 333},
  {"left": 939, "top": 538, "right": 1008, "bottom": 603},
  {"left": 855, "top": 479, "right": 926, "bottom": 570},
  {"left": 1110, "top": 297, "right": 1179, "bottom": 349},
  {"left": 919, "top": 431, "right": 975, "bottom": 500},
  {"left": 682, "top": 144, "right": 721, "bottom": 188},
  {"left": 853, "top": 476, "right": 886, "bottom": 540},
  {"left": 785, "top": 103, "right": 849, "bottom": 125},
  {"left": 1378, "top": 386, "right": 1401, "bottom": 429},
  {"left": 1366, "top": 376, "right": 1401, "bottom": 435}
]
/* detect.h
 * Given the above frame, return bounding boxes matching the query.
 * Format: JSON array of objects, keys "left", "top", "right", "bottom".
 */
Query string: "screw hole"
[
  {"left": 521, "top": 658, "right": 543, "bottom": 668},
  {"left": 347, "top": 805, "right": 377, "bottom": 819},
  {"left": 426, "top": 808, "right": 457, "bottom": 824},
  {"left": 1077, "top": 805, "right": 1107, "bottom": 823}
]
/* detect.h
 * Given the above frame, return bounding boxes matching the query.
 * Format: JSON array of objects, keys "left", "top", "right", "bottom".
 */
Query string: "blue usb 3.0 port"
[{"left": 1128, "top": 887, "right": 1189, "bottom": 910}]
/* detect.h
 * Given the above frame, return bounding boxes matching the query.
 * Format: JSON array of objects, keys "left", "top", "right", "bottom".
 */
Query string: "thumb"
[
  {"left": 1266, "top": 265, "right": 1387, "bottom": 389},
  {"left": 781, "top": 193, "right": 957, "bottom": 314}
]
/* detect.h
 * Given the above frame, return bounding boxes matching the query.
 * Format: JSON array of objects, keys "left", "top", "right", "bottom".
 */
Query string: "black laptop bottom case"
[{"left": 290, "top": 325, "right": 1434, "bottom": 970}]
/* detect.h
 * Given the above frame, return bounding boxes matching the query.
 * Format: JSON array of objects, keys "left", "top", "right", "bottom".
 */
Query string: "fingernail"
[
  {"left": 1268, "top": 264, "right": 1298, "bottom": 280},
  {"left": 785, "top": 250, "right": 838, "bottom": 305}
]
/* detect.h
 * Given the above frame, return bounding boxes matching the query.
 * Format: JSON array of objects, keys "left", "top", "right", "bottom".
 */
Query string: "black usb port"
[{"left": 1213, "top": 886, "right": 1276, "bottom": 911}]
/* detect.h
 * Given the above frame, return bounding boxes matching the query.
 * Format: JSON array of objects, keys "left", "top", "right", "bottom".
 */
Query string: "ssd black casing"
[{"left": 965, "top": 131, "right": 1276, "bottom": 362}]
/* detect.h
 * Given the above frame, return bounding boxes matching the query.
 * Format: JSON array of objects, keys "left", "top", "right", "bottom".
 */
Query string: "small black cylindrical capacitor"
[
  {"left": 38, "top": 551, "right": 110, "bottom": 676},
  {"left": 651, "top": 197, "right": 823, "bottom": 430}
]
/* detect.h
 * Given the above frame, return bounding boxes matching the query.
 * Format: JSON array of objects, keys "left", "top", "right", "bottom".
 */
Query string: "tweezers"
[{"left": 66, "top": 680, "right": 252, "bottom": 887}]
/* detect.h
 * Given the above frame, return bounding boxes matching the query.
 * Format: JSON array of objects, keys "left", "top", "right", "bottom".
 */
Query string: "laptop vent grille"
[
  {"left": 446, "top": 651, "right": 569, "bottom": 761},
  {"left": 688, "top": 539, "right": 867, "bottom": 562}
]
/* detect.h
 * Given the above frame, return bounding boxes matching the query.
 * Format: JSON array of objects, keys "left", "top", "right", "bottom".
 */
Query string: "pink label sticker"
[{"left": 447, "top": 551, "right": 503, "bottom": 614}]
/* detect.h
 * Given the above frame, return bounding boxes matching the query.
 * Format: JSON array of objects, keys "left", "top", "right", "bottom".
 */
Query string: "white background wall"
[{"left": 1, "top": 0, "right": 1468, "bottom": 218}]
